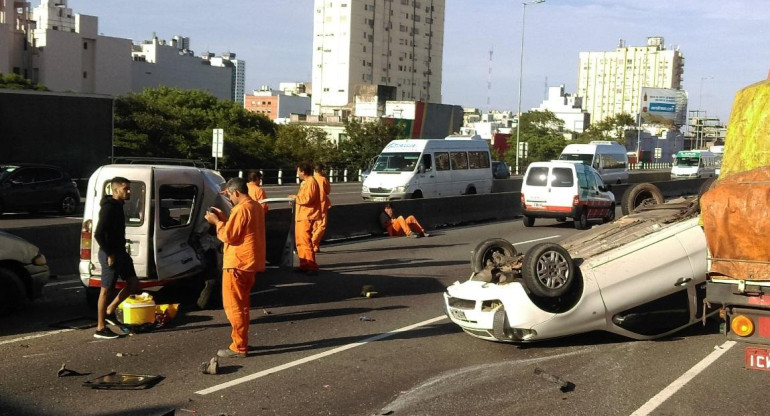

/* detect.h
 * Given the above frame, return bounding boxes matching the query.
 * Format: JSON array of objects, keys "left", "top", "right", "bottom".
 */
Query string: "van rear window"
[
  {"left": 551, "top": 168, "right": 574, "bottom": 187},
  {"left": 525, "top": 167, "right": 549, "bottom": 186}
]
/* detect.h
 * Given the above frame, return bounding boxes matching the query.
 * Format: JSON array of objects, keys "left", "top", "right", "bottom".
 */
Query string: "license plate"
[
  {"left": 372, "top": 197, "right": 388, "bottom": 201},
  {"left": 745, "top": 347, "right": 770, "bottom": 371},
  {"left": 450, "top": 309, "right": 467, "bottom": 321}
]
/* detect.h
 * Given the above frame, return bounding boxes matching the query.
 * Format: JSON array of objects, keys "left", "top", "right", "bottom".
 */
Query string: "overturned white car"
[{"left": 444, "top": 185, "right": 713, "bottom": 343}]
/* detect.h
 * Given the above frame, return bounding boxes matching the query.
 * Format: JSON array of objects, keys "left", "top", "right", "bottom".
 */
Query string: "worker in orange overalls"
[
  {"left": 379, "top": 203, "right": 429, "bottom": 238},
  {"left": 311, "top": 163, "right": 331, "bottom": 253},
  {"left": 204, "top": 177, "right": 265, "bottom": 358},
  {"left": 247, "top": 170, "right": 269, "bottom": 213},
  {"left": 289, "top": 162, "right": 321, "bottom": 275}
]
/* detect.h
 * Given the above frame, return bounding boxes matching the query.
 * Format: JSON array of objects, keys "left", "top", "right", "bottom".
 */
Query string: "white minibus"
[
  {"left": 361, "top": 135, "right": 493, "bottom": 200},
  {"left": 671, "top": 150, "right": 720, "bottom": 179},
  {"left": 559, "top": 141, "right": 629, "bottom": 184}
]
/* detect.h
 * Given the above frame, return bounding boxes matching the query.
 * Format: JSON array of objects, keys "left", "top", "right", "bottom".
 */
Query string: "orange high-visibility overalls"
[
  {"left": 294, "top": 176, "right": 321, "bottom": 271},
  {"left": 215, "top": 198, "right": 265, "bottom": 354},
  {"left": 311, "top": 172, "right": 331, "bottom": 252}
]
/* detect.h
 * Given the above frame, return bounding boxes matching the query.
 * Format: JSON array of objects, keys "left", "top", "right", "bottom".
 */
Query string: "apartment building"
[
  {"left": 244, "top": 86, "right": 311, "bottom": 122},
  {"left": 311, "top": 0, "right": 445, "bottom": 116},
  {"left": 577, "top": 37, "right": 684, "bottom": 124}
]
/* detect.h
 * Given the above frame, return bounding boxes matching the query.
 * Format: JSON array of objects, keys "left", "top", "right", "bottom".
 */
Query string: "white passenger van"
[
  {"left": 559, "top": 141, "right": 629, "bottom": 184},
  {"left": 670, "top": 150, "right": 720, "bottom": 179},
  {"left": 79, "top": 164, "right": 229, "bottom": 308},
  {"left": 361, "top": 135, "right": 493, "bottom": 200}
]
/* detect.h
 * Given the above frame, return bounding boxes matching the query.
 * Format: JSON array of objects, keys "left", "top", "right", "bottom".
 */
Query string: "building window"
[
  {"left": 83, "top": 42, "right": 88, "bottom": 50},
  {"left": 83, "top": 71, "right": 88, "bottom": 78}
]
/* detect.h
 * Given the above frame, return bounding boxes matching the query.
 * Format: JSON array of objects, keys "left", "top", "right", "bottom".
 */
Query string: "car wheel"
[
  {"left": 471, "top": 238, "right": 518, "bottom": 273},
  {"left": 466, "top": 186, "right": 476, "bottom": 195},
  {"left": 621, "top": 183, "right": 664, "bottom": 215},
  {"left": 523, "top": 216, "right": 535, "bottom": 227},
  {"left": 603, "top": 203, "right": 616, "bottom": 223},
  {"left": 0, "top": 267, "right": 27, "bottom": 317},
  {"left": 522, "top": 242, "right": 576, "bottom": 298},
  {"left": 574, "top": 209, "right": 589, "bottom": 230},
  {"left": 60, "top": 194, "right": 79, "bottom": 215}
]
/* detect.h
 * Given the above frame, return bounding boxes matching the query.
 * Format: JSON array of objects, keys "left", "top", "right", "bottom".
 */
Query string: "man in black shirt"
[{"left": 93, "top": 177, "right": 139, "bottom": 339}]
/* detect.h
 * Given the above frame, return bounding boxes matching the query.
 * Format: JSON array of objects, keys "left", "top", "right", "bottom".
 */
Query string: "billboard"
[{"left": 640, "top": 87, "right": 688, "bottom": 128}]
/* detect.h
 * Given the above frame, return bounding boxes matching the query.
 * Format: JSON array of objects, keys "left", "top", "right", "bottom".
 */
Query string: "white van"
[
  {"left": 559, "top": 141, "right": 629, "bottom": 184},
  {"left": 520, "top": 160, "right": 615, "bottom": 230},
  {"left": 361, "top": 135, "right": 493, "bottom": 200},
  {"left": 671, "top": 150, "right": 720, "bottom": 179},
  {"left": 78, "top": 164, "right": 229, "bottom": 308}
]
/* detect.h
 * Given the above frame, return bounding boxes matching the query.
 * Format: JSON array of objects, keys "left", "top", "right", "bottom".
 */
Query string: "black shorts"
[{"left": 98, "top": 249, "right": 136, "bottom": 289}]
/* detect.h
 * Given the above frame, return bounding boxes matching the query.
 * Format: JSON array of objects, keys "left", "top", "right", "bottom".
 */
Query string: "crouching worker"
[
  {"left": 379, "top": 203, "right": 429, "bottom": 238},
  {"left": 204, "top": 177, "right": 266, "bottom": 358}
]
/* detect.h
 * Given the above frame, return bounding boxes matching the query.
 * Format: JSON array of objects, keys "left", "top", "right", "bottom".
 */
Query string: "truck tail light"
[
  {"left": 520, "top": 193, "right": 525, "bottom": 205},
  {"left": 80, "top": 220, "right": 92, "bottom": 260},
  {"left": 573, "top": 195, "right": 580, "bottom": 206},
  {"left": 731, "top": 315, "right": 755, "bottom": 337}
]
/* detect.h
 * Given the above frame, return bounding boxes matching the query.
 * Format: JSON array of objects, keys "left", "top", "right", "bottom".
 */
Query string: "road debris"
[
  {"left": 200, "top": 357, "right": 219, "bottom": 375},
  {"left": 361, "top": 285, "right": 378, "bottom": 298},
  {"left": 534, "top": 367, "right": 575, "bottom": 393},
  {"left": 359, "top": 316, "right": 375, "bottom": 322},
  {"left": 57, "top": 363, "right": 87, "bottom": 377}
]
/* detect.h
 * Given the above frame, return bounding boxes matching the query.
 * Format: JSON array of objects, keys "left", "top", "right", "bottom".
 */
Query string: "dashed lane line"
[
  {"left": 195, "top": 315, "right": 448, "bottom": 395},
  {"left": 0, "top": 329, "right": 75, "bottom": 346}
]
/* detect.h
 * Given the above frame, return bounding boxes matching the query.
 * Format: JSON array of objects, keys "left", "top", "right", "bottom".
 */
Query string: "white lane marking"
[
  {"left": 631, "top": 340, "right": 736, "bottom": 415},
  {"left": 514, "top": 235, "right": 561, "bottom": 245},
  {"left": 250, "top": 282, "right": 315, "bottom": 295},
  {"left": 250, "top": 288, "right": 279, "bottom": 295},
  {"left": 0, "top": 329, "right": 75, "bottom": 346},
  {"left": 195, "top": 315, "right": 447, "bottom": 395}
]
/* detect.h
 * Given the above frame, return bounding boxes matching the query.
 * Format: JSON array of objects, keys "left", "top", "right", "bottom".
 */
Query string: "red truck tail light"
[
  {"left": 572, "top": 195, "right": 580, "bottom": 206},
  {"left": 520, "top": 193, "right": 525, "bottom": 206},
  {"left": 80, "top": 220, "right": 92, "bottom": 260},
  {"left": 731, "top": 315, "right": 755, "bottom": 337}
]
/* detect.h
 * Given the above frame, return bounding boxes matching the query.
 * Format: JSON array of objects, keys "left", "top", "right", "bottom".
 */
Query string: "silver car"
[{"left": 0, "top": 231, "right": 50, "bottom": 316}]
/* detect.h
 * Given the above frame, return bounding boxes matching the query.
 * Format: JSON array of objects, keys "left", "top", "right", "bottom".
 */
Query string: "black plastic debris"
[
  {"left": 82, "top": 372, "right": 164, "bottom": 389},
  {"left": 533, "top": 367, "right": 575, "bottom": 393},
  {"left": 57, "top": 363, "right": 88, "bottom": 377}
]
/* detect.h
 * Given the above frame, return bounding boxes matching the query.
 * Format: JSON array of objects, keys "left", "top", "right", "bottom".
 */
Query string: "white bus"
[
  {"left": 671, "top": 150, "right": 721, "bottom": 179},
  {"left": 558, "top": 141, "right": 629, "bottom": 184},
  {"left": 361, "top": 135, "right": 493, "bottom": 200}
]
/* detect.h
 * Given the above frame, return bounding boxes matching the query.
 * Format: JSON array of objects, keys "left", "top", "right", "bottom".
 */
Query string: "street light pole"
[{"left": 515, "top": 0, "right": 545, "bottom": 175}]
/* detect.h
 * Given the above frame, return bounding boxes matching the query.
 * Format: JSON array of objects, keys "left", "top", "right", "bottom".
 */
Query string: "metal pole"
[{"left": 514, "top": 0, "right": 544, "bottom": 175}]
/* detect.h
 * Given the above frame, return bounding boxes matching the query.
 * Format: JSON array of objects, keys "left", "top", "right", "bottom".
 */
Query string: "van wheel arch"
[
  {"left": 465, "top": 185, "right": 477, "bottom": 195},
  {"left": 411, "top": 190, "right": 423, "bottom": 199}
]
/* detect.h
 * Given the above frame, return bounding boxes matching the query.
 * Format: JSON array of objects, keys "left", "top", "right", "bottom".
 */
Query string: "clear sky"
[{"left": 63, "top": 0, "right": 769, "bottom": 122}]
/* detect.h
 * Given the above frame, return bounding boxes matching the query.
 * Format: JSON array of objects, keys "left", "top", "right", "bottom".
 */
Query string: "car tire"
[
  {"left": 574, "top": 208, "right": 589, "bottom": 230},
  {"left": 0, "top": 267, "right": 27, "bottom": 317},
  {"left": 466, "top": 186, "right": 476, "bottom": 195},
  {"left": 471, "top": 238, "right": 518, "bottom": 273},
  {"left": 621, "top": 183, "right": 664, "bottom": 215},
  {"left": 522, "top": 242, "right": 576, "bottom": 298},
  {"left": 523, "top": 216, "right": 535, "bottom": 227},
  {"left": 603, "top": 203, "right": 616, "bottom": 223},
  {"left": 60, "top": 194, "right": 79, "bottom": 215}
]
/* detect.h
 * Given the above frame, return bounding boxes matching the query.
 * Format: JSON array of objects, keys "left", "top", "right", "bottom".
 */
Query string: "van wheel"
[
  {"left": 0, "top": 268, "right": 27, "bottom": 317},
  {"left": 411, "top": 190, "right": 423, "bottom": 199},
  {"left": 523, "top": 216, "right": 535, "bottom": 227},
  {"left": 574, "top": 209, "right": 589, "bottom": 230},
  {"left": 621, "top": 183, "right": 663, "bottom": 215},
  {"left": 522, "top": 243, "right": 576, "bottom": 298},
  {"left": 603, "top": 203, "right": 616, "bottom": 223},
  {"left": 466, "top": 186, "right": 476, "bottom": 195},
  {"left": 471, "top": 238, "right": 517, "bottom": 273},
  {"left": 60, "top": 194, "right": 79, "bottom": 215}
]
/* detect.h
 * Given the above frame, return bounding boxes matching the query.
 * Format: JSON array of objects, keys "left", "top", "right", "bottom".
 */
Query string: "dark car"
[
  {"left": 0, "top": 163, "right": 80, "bottom": 215},
  {"left": 492, "top": 161, "right": 511, "bottom": 179}
]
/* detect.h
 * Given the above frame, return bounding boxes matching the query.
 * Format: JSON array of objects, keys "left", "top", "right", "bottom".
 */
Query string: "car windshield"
[
  {"left": 372, "top": 153, "right": 421, "bottom": 172},
  {"left": 559, "top": 154, "right": 593, "bottom": 164},
  {"left": 0, "top": 165, "right": 19, "bottom": 182},
  {"left": 674, "top": 156, "right": 700, "bottom": 167}
]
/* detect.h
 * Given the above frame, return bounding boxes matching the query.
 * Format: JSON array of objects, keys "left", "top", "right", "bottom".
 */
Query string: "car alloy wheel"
[
  {"left": 60, "top": 195, "right": 78, "bottom": 215},
  {"left": 522, "top": 243, "right": 576, "bottom": 298}
]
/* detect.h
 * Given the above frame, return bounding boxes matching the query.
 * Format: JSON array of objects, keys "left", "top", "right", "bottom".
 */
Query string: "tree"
[
  {"left": 338, "top": 118, "right": 409, "bottom": 171},
  {"left": 0, "top": 73, "right": 48, "bottom": 91},
  {"left": 273, "top": 123, "right": 335, "bottom": 168},
  {"left": 113, "top": 87, "right": 276, "bottom": 168},
  {"left": 504, "top": 110, "right": 566, "bottom": 169},
  {"left": 577, "top": 113, "right": 636, "bottom": 144}
]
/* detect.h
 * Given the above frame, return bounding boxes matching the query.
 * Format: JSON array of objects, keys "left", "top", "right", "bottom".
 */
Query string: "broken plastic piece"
[
  {"left": 57, "top": 363, "right": 86, "bottom": 377},
  {"left": 359, "top": 316, "right": 375, "bottom": 322},
  {"left": 82, "top": 372, "right": 164, "bottom": 389}
]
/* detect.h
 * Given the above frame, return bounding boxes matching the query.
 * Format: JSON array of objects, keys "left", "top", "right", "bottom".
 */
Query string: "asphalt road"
[{"left": 0, "top": 213, "right": 765, "bottom": 416}]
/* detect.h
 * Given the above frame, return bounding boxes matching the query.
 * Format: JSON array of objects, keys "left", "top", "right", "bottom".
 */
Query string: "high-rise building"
[
  {"left": 577, "top": 37, "right": 684, "bottom": 124},
  {"left": 208, "top": 52, "right": 246, "bottom": 105},
  {"left": 311, "top": 0, "right": 445, "bottom": 116}
]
